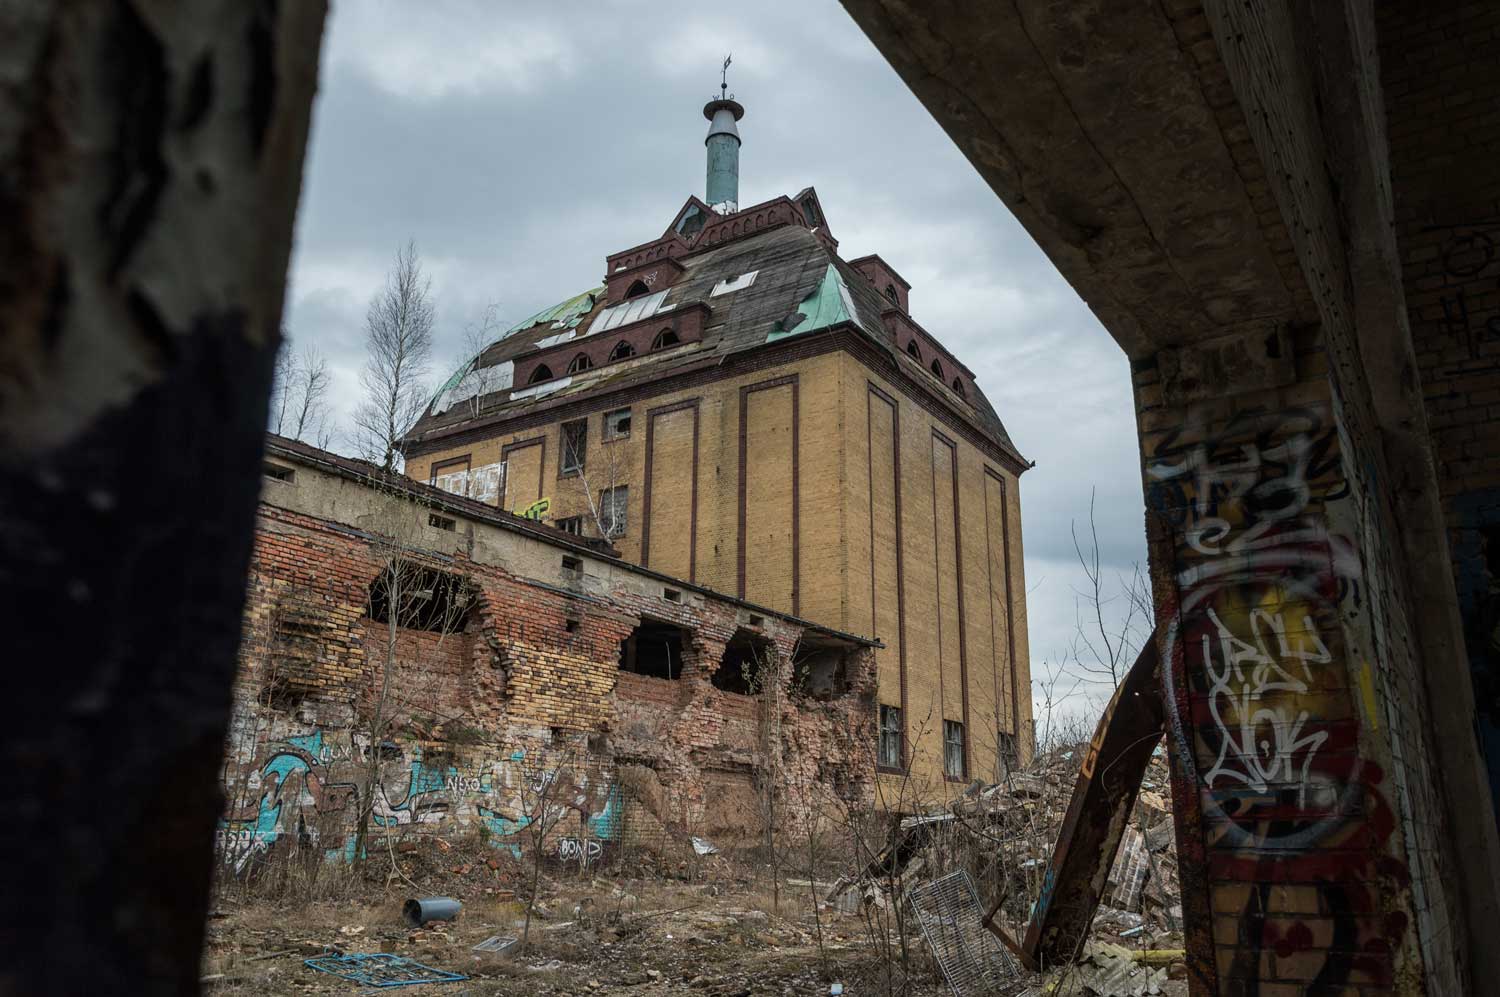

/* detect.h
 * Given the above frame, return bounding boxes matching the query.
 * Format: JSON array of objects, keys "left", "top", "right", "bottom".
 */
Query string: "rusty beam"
[{"left": 1010, "top": 636, "right": 1165, "bottom": 970}]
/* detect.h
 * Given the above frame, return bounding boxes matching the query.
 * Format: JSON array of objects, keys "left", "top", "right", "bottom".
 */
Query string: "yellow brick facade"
[{"left": 406, "top": 345, "right": 1029, "bottom": 800}]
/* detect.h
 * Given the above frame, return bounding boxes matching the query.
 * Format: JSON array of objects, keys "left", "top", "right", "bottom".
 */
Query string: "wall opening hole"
[{"left": 619, "top": 618, "right": 690, "bottom": 680}]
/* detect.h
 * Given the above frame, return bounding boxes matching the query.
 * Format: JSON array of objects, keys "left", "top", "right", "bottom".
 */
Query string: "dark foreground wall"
[{"left": 0, "top": 4, "right": 325, "bottom": 993}]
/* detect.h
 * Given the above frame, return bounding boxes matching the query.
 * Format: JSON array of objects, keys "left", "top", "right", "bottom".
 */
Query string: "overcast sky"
[{"left": 284, "top": 0, "right": 1150, "bottom": 725}]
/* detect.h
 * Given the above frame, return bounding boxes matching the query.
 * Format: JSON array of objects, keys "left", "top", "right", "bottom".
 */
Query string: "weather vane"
[{"left": 720, "top": 53, "right": 732, "bottom": 99}]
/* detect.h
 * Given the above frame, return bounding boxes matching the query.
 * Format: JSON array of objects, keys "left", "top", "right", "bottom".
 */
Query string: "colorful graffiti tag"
[
  {"left": 218, "top": 728, "right": 619, "bottom": 872},
  {"left": 1147, "top": 407, "right": 1408, "bottom": 991}
]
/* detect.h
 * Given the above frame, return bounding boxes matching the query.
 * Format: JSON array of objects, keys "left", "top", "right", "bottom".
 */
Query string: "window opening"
[
  {"left": 796, "top": 642, "right": 850, "bottom": 700},
  {"left": 951, "top": 377, "right": 966, "bottom": 399},
  {"left": 879, "top": 706, "right": 903, "bottom": 769},
  {"left": 906, "top": 340, "right": 922, "bottom": 362},
  {"left": 264, "top": 463, "right": 295, "bottom": 482},
  {"left": 600, "top": 485, "right": 628, "bottom": 537},
  {"left": 565, "top": 618, "right": 580, "bottom": 633},
  {"left": 603, "top": 408, "right": 632, "bottom": 441},
  {"left": 561, "top": 419, "right": 587, "bottom": 475},
  {"left": 618, "top": 619, "right": 689, "bottom": 680},
  {"left": 885, "top": 283, "right": 900, "bottom": 305},
  {"left": 714, "top": 629, "right": 773, "bottom": 695},
  {"left": 561, "top": 555, "right": 582, "bottom": 574},
  {"left": 366, "top": 564, "right": 475, "bottom": 635},
  {"left": 527, "top": 364, "right": 553, "bottom": 385},
  {"left": 663, "top": 588, "right": 681, "bottom": 603},
  {"left": 609, "top": 340, "right": 636, "bottom": 362},
  {"left": 567, "top": 353, "right": 593, "bottom": 374},
  {"left": 625, "top": 280, "right": 650, "bottom": 299},
  {"left": 998, "top": 730, "right": 1019, "bottom": 778},
  {"left": 943, "top": 719, "right": 967, "bottom": 779},
  {"left": 801, "top": 196, "right": 821, "bottom": 227},
  {"left": 930, "top": 358, "right": 944, "bottom": 380},
  {"left": 428, "top": 513, "right": 456, "bottom": 532},
  {"left": 556, "top": 516, "right": 583, "bottom": 536},
  {"left": 651, "top": 329, "right": 680, "bottom": 351}
]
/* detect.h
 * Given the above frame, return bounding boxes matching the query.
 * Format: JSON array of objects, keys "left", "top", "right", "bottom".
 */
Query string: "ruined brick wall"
[{"left": 221, "top": 496, "right": 875, "bottom": 873}]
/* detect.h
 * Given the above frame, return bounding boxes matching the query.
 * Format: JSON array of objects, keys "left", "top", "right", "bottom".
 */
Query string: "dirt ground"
[{"left": 202, "top": 863, "right": 1187, "bottom": 996}]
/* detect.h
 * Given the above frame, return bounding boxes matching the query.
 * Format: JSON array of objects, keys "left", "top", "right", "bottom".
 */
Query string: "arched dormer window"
[
  {"left": 609, "top": 340, "right": 635, "bottom": 362},
  {"left": 651, "top": 328, "right": 680, "bottom": 351},
  {"left": 625, "top": 280, "right": 650, "bottom": 299},
  {"left": 930, "top": 358, "right": 944, "bottom": 380},
  {"left": 527, "top": 364, "right": 553, "bottom": 385},
  {"left": 567, "top": 353, "right": 593, "bottom": 374},
  {"left": 885, "top": 284, "right": 900, "bottom": 305},
  {"left": 906, "top": 340, "right": 922, "bottom": 362},
  {"left": 951, "top": 377, "right": 966, "bottom": 399}
]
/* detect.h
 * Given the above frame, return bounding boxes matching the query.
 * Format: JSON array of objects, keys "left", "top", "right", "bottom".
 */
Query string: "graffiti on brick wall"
[
  {"left": 1425, "top": 220, "right": 1500, "bottom": 371},
  {"left": 1147, "top": 407, "right": 1407, "bottom": 990},
  {"left": 218, "top": 727, "right": 618, "bottom": 873}
]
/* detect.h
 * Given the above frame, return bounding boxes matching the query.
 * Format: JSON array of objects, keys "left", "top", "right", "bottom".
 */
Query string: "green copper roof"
[
  {"left": 766, "top": 264, "right": 858, "bottom": 342},
  {"left": 506, "top": 285, "right": 604, "bottom": 335}
]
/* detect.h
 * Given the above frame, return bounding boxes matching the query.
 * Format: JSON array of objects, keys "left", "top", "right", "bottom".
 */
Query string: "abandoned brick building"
[
  {"left": 399, "top": 95, "right": 1032, "bottom": 794},
  {"left": 223, "top": 435, "right": 877, "bottom": 868}
]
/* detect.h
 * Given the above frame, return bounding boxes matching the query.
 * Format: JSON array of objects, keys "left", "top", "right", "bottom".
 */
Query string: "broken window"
[
  {"left": 600, "top": 485, "right": 628, "bottom": 537},
  {"left": 263, "top": 462, "right": 295, "bottom": 482},
  {"left": 527, "top": 364, "right": 554, "bottom": 385},
  {"left": 618, "top": 618, "right": 689, "bottom": 680},
  {"left": 626, "top": 279, "right": 650, "bottom": 299},
  {"left": 366, "top": 563, "right": 475, "bottom": 635},
  {"left": 609, "top": 340, "right": 635, "bottom": 362},
  {"left": 795, "top": 642, "right": 850, "bottom": 700},
  {"left": 604, "top": 407, "right": 632, "bottom": 441},
  {"left": 556, "top": 516, "right": 583, "bottom": 536},
  {"left": 676, "top": 204, "right": 706, "bottom": 237},
  {"left": 651, "top": 329, "right": 680, "bottom": 351},
  {"left": 879, "top": 705, "right": 903, "bottom": 769},
  {"left": 930, "top": 358, "right": 944, "bottom": 381},
  {"left": 713, "top": 629, "right": 774, "bottom": 695},
  {"left": 906, "top": 340, "right": 922, "bottom": 362},
  {"left": 951, "top": 377, "right": 966, "bottom": 399},
  {"left": 885, "top": 283, "right": 900, "bottom": 305},
  {"left": 943, "top": 720, "right": 967, "bottom": 780},
  {"left": 561, "top": 419, "right": 587, "bottom": 476},
  {"left": 567, "top": 353, "right": 593, "bottom": 375},
  {"left": 428, "top": 513, "right": 456, "bottom": 532}
]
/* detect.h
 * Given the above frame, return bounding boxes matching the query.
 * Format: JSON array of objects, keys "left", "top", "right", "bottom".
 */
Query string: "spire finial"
[{"left": 721, "top": 53, "right": 732, "bottom": 99}]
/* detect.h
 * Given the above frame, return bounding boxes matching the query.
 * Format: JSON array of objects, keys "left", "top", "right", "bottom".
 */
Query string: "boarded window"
[
  {"left": 943, "top": 719, "right": 967, "bottom": 779},
  {"left": 604, "top": 407, "right": 632, "bottom": 441},
  {"left": 618, "top": 619, "right": 688, "bottom": 679},
  {"left": 879, "top": 705, "right": 903, "bottom": 769},
  {"left": 600, "top": 485, "right": 628, "bottom": 537},
  {"left": 561, "top": 419, "right": 587, "bottom": 475}
]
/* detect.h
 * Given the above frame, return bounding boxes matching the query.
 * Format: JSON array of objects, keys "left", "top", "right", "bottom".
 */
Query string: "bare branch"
[{"left": 353, "top": 240, "right": 435, "bottom": 471}]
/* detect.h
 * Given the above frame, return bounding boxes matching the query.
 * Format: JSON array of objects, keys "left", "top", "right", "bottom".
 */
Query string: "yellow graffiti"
[
  {"left": 1357, "top": 660, "right": 1380, "bottom": 732},
  {"left": 521, "top": 498, "right": 551, "bottom": 520}
]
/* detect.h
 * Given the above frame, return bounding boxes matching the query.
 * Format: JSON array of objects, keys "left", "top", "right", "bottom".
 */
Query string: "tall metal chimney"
[{"left": 704, "top": 58, "right": 743, "bottom": 214}]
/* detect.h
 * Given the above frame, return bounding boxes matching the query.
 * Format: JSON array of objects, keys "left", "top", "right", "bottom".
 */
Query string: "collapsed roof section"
[{"left": 405, "top": 189, "right": 1023, "bottom": 466}]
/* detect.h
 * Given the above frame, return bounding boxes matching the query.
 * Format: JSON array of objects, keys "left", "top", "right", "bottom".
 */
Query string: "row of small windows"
[
  {"left": 525, "top": 330, "right": 683, "bottom": 386},
  {"left": 904, "top": 340, "right": 967, "bottom": 399}
]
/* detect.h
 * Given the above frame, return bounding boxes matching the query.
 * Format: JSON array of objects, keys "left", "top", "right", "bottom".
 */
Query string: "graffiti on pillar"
[{"left": 1147, "top": 407, "right": 1407, "bottom": 990}]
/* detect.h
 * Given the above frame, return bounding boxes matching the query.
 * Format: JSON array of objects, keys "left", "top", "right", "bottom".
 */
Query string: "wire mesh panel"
[
  {"left": 303, "top": 953, "right": 467, "bottom": 988},
  {"left": 906, "top": 870, "right": 1022, "bottom": 997}
]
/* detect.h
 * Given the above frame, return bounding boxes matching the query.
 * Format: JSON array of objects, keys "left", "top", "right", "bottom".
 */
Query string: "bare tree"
[
  {"left": 354, "top": 240, "right": 435, "bottom": 471},
  {"left": 1065, "top": 488, "right": 1150, "bottom": 690},
  {"left": 458, "top": 303, "right": 507, "bottom": 421},
  {"left": 272, "top": 338, "right": 334, "bottom": 446}
]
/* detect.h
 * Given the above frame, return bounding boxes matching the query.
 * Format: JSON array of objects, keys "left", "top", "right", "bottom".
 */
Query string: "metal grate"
[
  {"left": 303, "top": 953, "right": 467, "bottom": 988},
  {"left": 906, "top": 871, "right": 1022, "bottom": 997}
]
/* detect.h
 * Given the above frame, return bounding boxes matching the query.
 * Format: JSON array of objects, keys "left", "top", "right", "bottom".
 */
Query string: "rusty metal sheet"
[{"left": 1008, "top": 637, "right": 1165, "bottom": 970}]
